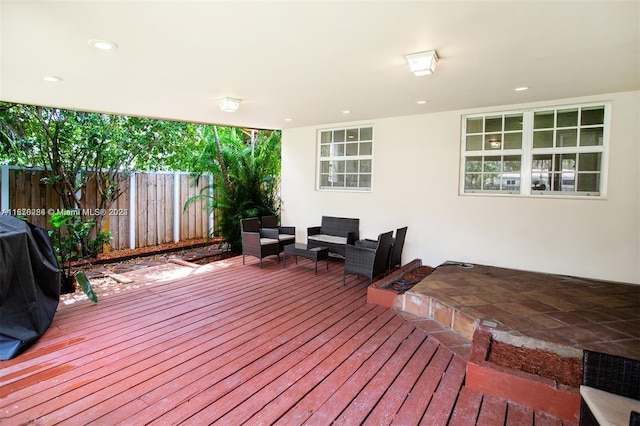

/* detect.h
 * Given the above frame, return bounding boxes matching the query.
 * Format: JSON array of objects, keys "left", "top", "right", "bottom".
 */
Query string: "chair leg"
[
  {"left": 243, "top": 254, "right": 245, "bottom": 265},
  {"left": 343, "top": 274, "right": 346, "bottom": 286}
]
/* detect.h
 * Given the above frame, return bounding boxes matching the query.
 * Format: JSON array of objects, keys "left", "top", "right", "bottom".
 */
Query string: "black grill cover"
[{"left": 0, "top": 215, "right": 61, "bottom": 360}]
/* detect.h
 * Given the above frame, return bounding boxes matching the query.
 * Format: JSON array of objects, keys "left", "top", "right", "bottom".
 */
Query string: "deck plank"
[
  {"left": 448, "top": 386, "right": 483, "bottom": 425},
  {"left": 271, "top": 311, "right": 404, "bottom": 425},
  {"left": 146, "top": 297, "right": 378, "bottom": 424},
  {"left": 361, "top": 336, "right": 440, "bottom": 425},
  {"left": 333, "top": 328, "right": 428, "bottom": 425},
  {"left": 391, "top": 344, "right": 454, "bottom": 425},
  {"left": 505, "top": 401, "right": 534, "bottom": 425},
  {"left": 476, "top": 394, "right": 508, "bottom": 426},
  {"left": 46, "top": 272, "right": 365, "bottom": 423},
  {"left": 304, "top": 321, "right": 416, "bottom": 424},
  {"left": 420, "top": 354, "right": 467, "bottom": 425},
  {"left": 0, "top": 255, "right": 578, "bottom": 425},
  {"left": 212, "top": 303, "right": 385, "bottom": 425}
]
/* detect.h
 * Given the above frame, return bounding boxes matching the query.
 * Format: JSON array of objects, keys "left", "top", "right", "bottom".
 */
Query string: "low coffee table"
[{"left": 283, "top": 243, "right": 329, "bottom": 274}]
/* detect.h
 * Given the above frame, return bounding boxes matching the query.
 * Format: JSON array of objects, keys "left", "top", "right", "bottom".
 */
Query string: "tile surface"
[{"left": 401, "top": 263, "right": 640, "bottom": 360}]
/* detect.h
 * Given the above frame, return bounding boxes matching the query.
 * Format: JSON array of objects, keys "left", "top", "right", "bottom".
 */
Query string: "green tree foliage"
[
  {"left": 0, "top": 102, "right": 282, "bottom": 257},
  {"left": 187, "top": 126, "right": 282, "bottom": 252},
  {"left": 0, "top": 102, "right": 201, "bottom": 256}
]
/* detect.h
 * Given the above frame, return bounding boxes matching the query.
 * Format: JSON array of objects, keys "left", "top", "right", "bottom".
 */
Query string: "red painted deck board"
[
  {"left": 334, "top": 328, "right": 428, "bottom": 425},
  {"left": 476, "top": 394, "right": 508, "bottom": 426},
  {"left": 448, "top": 386, "right": 483, "bottom": 425},
  {"left": 0, "top": 256, "right": 577, "bottom": 425},
  {"left": 420, "top": 354, "right": 467, "bottom": 425},
  {"left": 506, "top": 401, "right": 534, "bottom": 425}
]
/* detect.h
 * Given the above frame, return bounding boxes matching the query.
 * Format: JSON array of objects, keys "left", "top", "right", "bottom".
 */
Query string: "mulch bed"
[
  {"left": 487, "top": 340, "right": 582, "bottom": 387},
  {"left": 71, "top": 237, "right": 226, "bottom": 267}
]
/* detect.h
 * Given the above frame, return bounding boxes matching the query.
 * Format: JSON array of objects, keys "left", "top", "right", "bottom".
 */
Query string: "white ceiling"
[{"left": 1, "top": 1, "right": 638, "bottom": 130}]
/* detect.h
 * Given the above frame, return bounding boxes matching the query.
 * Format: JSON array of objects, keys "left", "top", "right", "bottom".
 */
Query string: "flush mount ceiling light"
[
  {"left": 405, "top": 50, "right": 439, "bottom": 76},
  {"left": 219, "top": 97, "right": 241, "bottom": 112},
  {"left": 88, "top": 38, "right": 118, "bottom": 50}
]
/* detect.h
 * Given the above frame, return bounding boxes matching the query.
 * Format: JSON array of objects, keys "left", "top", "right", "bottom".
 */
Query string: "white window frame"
[
  {"left": 316, "top": 125, "right": 374, "bottom": 192},
  {"left": 460, "top": 102, "right": 610, "bottom": 198}
]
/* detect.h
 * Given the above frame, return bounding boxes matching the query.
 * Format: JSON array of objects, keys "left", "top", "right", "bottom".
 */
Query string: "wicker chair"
[
  {"left": 388, "top": 226, "right": 408, "bottom": 273},
  {"left": 260, "top": 215, "right": 295, "bottom": 253},
  {"left": 241, "top": 218, "right": 280, "bottom": 268},
  {"left": 580, "top": 349, "right": 640, "bottom": 426},
  {"left": 343, "top": 230, "right": 393, "bottom": 286}
]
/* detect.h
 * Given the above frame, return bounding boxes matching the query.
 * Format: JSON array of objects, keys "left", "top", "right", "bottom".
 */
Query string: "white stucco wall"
[{"left": 281, "top": 91, "right": 640, "bottom": 284}]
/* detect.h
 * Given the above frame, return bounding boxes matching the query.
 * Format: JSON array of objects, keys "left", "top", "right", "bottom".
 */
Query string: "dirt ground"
[{"left": 60, "top": 239, "right": 236, "bottom": 305}]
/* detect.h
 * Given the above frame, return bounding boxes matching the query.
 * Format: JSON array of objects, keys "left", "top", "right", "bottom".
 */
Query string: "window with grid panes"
[
  {"left": 318, "top": 126, "right": 373, "bottom": 191},
  {"left": 462, "top": 112, "right": 524, "bottom": 194},
  {"left": 461, "top": 103, "right": 608, "bottom": 197}
]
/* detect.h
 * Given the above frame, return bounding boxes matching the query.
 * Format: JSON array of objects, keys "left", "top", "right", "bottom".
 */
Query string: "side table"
[{"left": 283, "top": 243, "right": 329, "bottom": 275}]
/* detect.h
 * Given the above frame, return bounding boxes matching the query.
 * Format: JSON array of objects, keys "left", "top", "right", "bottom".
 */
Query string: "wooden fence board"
[{"left": 5, "top": 168, "right": 212, "bottom": 251}]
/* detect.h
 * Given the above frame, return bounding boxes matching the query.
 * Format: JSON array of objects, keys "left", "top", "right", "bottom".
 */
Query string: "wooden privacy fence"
[{"left": 0, "top": 166, "right": 214, "bottom": 251}]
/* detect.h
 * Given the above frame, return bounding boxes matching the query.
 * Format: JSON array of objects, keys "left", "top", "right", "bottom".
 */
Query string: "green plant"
[
  {"left": 48, "top": 211, "right": 107, "bottom": 302},
  {"left": 185, "top": 127, "right": 281, "bottom": 253}
]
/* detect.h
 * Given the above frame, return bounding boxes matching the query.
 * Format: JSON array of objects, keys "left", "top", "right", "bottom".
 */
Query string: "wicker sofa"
[{"left": 307, "top": 216, "right": 359, "bottom": 257}]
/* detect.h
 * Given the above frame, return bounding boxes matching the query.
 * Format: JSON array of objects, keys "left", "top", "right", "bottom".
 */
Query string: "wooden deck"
[{"left": 1, "top": 256, "right": 575, "bottom": 425}]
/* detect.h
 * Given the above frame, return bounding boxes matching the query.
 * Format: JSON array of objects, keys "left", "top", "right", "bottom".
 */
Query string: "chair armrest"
[
  {"left": 356, "top": 239, "right": 378, "bottom": 249},
  {"left": 241, "top": 231, "right": 261, "bottom": 245},
  {"left": 346, "top": 244, "right": 376, "bottom": 259},
  {"left": 308, "top": 226, "right": 321, "bottom": 236}
]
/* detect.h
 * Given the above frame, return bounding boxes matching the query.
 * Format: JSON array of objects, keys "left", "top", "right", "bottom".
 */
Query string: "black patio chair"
[
  {"left": 260, "top": 215, "right": 295, "bottom": 253},
  {"left": 388, "top": 226, "right": 408, "bottom": 273},
  {"left": 241, "top": 218, "right": 280, "bottom": 268},
  {"left": 343, "top": 230, "right": 393, "bottom": 286}
]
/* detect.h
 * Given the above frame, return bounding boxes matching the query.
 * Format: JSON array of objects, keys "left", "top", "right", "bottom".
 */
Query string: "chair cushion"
[
  {"left": 279, "top": 234, "right": 295, "bottom": 242},
  {"left": 580, "top": 385, "right": 640, "bottom": 426},
  {"left": 309, "top": 234, "right": 348, "bottom": 245},
  {"left": 260, "top": 237, "right": 279, "bottom": 245}
]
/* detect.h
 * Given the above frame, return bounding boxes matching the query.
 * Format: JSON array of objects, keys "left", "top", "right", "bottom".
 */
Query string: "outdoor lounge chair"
[
  {"left": 260, "top": 215, "right": 295, "bottom": 253},
  {"left": 241, "top": 217, "right": 280, "bottom": 268},
  {"left": 343, "top": 230, "right": 393, "bottom": 286}
]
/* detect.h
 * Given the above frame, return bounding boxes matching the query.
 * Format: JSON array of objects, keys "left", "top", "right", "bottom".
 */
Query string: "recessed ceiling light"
[
  {"left": 341, "top": 110, "right": 351, "bottom": 114},
  {"left": 88, "top": 38, "right": 118, "bottom": 50},
  {"left": 417, "top": 100, "right": 427, "bottom": 104},
  {"left": 43, "top": 75, "right": 63, "bottom": 82},
  {"left": 514, "top": 86, "right": 529, "bottom": 92},
  {"left": 284, "top": 118, "right": 293, "bottom": 122}
]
